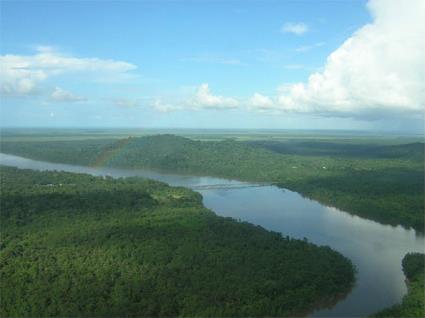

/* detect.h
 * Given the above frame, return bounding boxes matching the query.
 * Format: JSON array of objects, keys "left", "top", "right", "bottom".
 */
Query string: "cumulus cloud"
[
  {"left": 152, "top": 98, "right": 182, "bottom": 113},
  {"left": 50, "top": 87, "right": 86, "bottom": 102},
  {"left": 0, "top": 46, "right": 137, "bottom": 97},
  {"left": 249, "top": 93, "right": 274, "bottom": 111},
  {"left": 150, "top": 84, "right": 239, "bottom": 112},
  {"left": 281, "top": 22, "right": 309, "bottom": 35},
  {"left": 188, "top": 83, "right": 239, "bottom": 109},
  {"left": 252, "top": 0, "right": 425, "bottom": 118}
]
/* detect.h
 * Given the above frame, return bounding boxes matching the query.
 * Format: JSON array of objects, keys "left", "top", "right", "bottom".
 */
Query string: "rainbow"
[{"left": 91, "top": 137, "right": 133, "bottom": 168}]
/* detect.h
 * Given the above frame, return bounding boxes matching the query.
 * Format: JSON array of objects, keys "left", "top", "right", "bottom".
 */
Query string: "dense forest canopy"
[
  {"left": 0, "top": 166, "right": 355, "bottom": 317},
  {"left": 1, "top": 134, "right": 423, "bottom": 231},
  {"left": 372, "top": 253, "right": 424, "bottom": 318}
]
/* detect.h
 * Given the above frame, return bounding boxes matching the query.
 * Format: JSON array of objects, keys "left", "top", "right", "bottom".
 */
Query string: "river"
[{"left": 1, "top": 153, "right": 423, "bottom": 317}]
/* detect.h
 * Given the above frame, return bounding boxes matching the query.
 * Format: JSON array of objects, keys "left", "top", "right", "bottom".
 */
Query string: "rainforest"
[
  {"left": 1, "top": 129, "right": 424, "bottom": 317},
  {"left": 0, "top": 165, "right": 355, "bottom": 317},
  {"left": 1, "top": 0, "right": 425, "bottom": 316},
  {"left": 2, "top": 133, "right": 423, "bottom": 231}
]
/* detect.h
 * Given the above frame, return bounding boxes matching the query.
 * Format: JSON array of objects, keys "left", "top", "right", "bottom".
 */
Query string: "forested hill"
[
  {"left": 0, "top": 166, "right": 355, "bottom": 317},
  {"left": 1, "top": 134, "right": 424, "bottom": 231}
]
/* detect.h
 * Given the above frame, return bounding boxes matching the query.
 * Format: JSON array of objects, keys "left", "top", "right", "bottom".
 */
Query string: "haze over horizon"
[{"left": 1, "top": 0, "right": 424, "bottom": 131}]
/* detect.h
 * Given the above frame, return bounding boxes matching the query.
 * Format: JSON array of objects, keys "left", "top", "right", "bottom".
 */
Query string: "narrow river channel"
[{"left": 1, "top": 153, "right": 423, "bottom": 317}]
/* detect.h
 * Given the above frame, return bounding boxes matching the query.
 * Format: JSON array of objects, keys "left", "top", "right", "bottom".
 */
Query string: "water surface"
[{"left": 1, "top": 153, "right": 423, "bottom": 317}]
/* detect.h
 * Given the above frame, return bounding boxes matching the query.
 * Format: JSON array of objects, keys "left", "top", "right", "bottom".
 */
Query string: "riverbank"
[
  {"left": 1, "top": 152, "right": 424, "bottom": 317},
  {"left": 371, "top": 253, "right": 424, "bottom": 317},
  {"left": 1, "top": 134, "right": 423, "bottom": 231},
  {"left": 0, "top": 166, "right": 355, "bottom": 317}
]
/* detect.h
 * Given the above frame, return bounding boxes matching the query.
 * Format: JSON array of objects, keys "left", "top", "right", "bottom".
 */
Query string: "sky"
[{"left": 0, "top": 0, "right": 424, "bottom": 131}]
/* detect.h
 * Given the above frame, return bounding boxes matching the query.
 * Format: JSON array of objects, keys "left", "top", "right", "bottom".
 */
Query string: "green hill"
[{"left": 2, "top": 134, "right": 423, "bottom": 231}]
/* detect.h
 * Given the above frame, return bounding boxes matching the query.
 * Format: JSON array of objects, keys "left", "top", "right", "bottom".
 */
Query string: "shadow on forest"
[{"left": 248, "top": 141, "right": 425, "bottom": 159}]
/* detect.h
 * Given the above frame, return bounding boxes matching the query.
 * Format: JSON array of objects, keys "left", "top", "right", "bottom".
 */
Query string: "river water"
[{"left": 1, "top": 153, "right": 423, "bottom": 317}]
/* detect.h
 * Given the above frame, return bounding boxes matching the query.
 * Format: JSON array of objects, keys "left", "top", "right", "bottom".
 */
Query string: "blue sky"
[{"left": 0, "top": 0, "right": 423, "bottom": 131}]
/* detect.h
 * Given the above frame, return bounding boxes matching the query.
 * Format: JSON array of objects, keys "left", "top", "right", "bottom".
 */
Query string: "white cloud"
[
  {"left": 50, "top": 87, "right": 86, "bottom": 102},
  {"left": 249, "top": 93, "right": 274, "bottom": 111},
  {"left": 152, "top": 98, "right": 182, "bottom": 113},
  {"left": 151, "top": 84, "right": 239, "bottom": 112},
  {"left": 0, "top": 46, "right": 137, "bottom": 97},
  {"left": 281, "top": 22, "right": 309, "bottom": 35},
  {"left": 189, "top": 83, "right": 239, "bottom": 109},
  {"left": 252, "top": 0, "right": 425, "bottom": 118}
]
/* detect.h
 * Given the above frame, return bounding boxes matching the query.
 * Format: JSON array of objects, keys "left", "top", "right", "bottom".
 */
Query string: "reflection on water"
[
  {"left": 201, "top": 186, "right": 424, "bottom": 317},
  {"left": 1, "top": 153, "right": 424, "bottom": 317}
]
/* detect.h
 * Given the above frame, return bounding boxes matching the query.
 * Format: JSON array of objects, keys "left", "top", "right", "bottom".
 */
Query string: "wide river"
[{"left": 1, "top": 153, "right": 424, "bottom": 317}]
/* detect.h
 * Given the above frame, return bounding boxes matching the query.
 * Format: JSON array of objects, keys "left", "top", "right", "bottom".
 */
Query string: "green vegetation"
[
  {"left": 1, "top": 127, "right": 422, "bottom": 143},
  {"left": 0, "top": 166, "right": 355, "bottom": 317},
  {"left": 371, "top": 253, "right": 424, "bottom": 318},
  {"left": 2, "top": 133, "right": 423, "bottom": 231}
]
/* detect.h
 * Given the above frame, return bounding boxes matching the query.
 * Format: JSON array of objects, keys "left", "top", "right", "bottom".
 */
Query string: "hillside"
[{"left": 1, "top": 134, "right": 423, "bottom": 231}]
